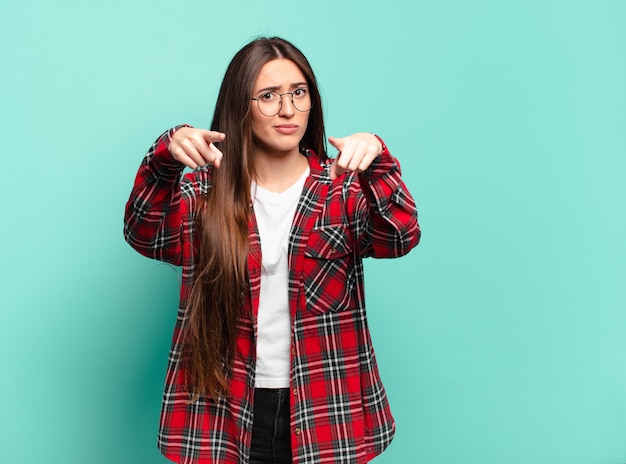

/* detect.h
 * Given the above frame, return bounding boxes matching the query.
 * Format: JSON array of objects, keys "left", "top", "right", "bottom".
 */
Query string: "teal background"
[{"left": 1, "top": 0, "right": 625, "bottom": 463}]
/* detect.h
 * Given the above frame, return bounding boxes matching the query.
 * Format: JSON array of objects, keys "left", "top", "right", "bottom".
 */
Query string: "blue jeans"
[{"left": 249, "top": 388, "right": 293, "bottom": 464}]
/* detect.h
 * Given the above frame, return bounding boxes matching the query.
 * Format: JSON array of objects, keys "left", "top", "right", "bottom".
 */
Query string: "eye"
[
  {"left": 293, "top": 87, "right": 308, "bottom": 98},
  {"left": 259, "top": 92, "right": 278, "bottom": 102}
]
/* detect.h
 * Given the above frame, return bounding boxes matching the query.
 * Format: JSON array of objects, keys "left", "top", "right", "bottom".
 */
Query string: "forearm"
[
  {"left": 123, "top": 126, "right": 189, "bottom": 264},
  {"left": 355, "top": 141, "right": 420, "bottom": 258}
]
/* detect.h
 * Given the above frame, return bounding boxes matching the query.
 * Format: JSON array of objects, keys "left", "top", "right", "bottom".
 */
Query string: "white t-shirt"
[{"left": 252, "top": 168, "right": 309, "bottom": 388}]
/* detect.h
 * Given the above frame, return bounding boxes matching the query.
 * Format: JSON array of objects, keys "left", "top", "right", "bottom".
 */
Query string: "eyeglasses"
[{"left": 251, "top": 87, "right": 313, "bottom": 117}]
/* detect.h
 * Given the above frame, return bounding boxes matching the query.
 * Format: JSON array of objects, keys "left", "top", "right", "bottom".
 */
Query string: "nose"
[{"left": 278, "top": 93, "right": 295, "bottom": 117}]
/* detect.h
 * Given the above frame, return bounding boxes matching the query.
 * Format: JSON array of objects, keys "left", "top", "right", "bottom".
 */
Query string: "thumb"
[
  {"left": 328, "top": 136, "right": 346, "bottom": 181},
  {"left": 329, "top": 159, "right": 345, "bottom": 181}
]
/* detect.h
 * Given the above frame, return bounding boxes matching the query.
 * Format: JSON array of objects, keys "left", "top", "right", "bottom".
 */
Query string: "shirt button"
[
  {"left": 295, "top": 428, "right": 301, "bottom": 435},
  {"left": 330, "top": 247, "right": 336, "bottom": 254},
  {"left": 293, "top": 389, "right": 298, "bottom": 396}
]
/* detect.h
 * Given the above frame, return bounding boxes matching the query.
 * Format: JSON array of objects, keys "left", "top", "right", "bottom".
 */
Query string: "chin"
[
  {"left": 270, "top": 139, "right": 303, "bottom": 154},
  {"left": 274, "top": 146, "right": 301, "bottom": 156}
]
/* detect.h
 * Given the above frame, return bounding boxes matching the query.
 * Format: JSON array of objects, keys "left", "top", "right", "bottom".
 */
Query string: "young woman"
[{"left": 124, "top": 37, "right": 420, "bottom": 464}]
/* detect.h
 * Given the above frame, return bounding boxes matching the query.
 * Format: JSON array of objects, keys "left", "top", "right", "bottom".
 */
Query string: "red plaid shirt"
[{"left": 124, "top": 126, "right": 420, "bottom": 463}]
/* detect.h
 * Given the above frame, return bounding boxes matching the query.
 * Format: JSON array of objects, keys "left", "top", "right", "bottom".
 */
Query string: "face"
[{"left": 250, "top": 59, "right": 310, "bottom": 158}]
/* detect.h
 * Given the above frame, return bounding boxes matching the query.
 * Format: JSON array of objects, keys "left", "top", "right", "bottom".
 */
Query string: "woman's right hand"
[{"left": 169, "top": 127, "right": 226, "bottom": 169}]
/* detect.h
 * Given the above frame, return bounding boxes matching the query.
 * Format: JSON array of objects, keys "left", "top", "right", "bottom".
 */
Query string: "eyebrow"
[{"left": 255, "top": 82, "right": 308, "bottom": 93}]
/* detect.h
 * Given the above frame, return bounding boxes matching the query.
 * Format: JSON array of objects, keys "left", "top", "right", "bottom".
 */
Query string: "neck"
[{"left": 253, "top": 147, "right": 309, "bottom": 193}]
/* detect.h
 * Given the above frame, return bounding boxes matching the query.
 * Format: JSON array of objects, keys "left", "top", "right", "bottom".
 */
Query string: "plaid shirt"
[{"left": 124, "top": 127, "right": 420, "bottom": 463}]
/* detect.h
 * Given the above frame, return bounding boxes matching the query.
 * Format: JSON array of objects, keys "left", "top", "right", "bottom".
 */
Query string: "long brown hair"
[{"left": 183, "top": 37, "right": 327, "bottom": 400}]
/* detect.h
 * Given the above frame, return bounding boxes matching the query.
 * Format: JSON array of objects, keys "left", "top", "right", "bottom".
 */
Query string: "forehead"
[{"left": 253, "top": 59, "right": 306, "bottom": 90}]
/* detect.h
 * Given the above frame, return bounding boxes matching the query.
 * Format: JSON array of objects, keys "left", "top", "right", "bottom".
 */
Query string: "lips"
[{"left": 273, "top": 124, "right": 299, "bottom": 135}]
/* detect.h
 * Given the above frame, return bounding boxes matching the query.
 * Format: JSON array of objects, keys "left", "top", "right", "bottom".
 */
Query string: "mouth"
[{"left": 273, "top": 124, "right": 300, "bottom": 134}]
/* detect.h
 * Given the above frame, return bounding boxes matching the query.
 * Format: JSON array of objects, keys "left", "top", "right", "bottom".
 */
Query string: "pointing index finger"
[
  {"left": 201, "top": 130, "right": 226, "bottom": 144},
  {"left": 328, "top": 136, "right": 343, "bottom": 152}
]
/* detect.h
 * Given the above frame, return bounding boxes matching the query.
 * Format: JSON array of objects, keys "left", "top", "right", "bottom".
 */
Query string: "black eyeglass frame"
[{"left": 250, "top": 87, "right": 314, "bottom": 117}]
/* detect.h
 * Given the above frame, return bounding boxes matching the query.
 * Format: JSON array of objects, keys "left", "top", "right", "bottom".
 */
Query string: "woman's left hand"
[{"left": 328, "top": 133, "right": 383, "bottom": 180}]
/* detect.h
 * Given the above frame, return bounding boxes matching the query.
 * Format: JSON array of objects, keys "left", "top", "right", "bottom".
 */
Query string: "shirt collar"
[{"left": 303, "top": 148, "right": 332, "bottom": 185}]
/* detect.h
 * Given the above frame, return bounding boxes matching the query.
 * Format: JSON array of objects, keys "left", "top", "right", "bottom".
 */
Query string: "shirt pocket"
[{"left": 302, "top": 225, "right": 356, "bottom": 315}]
